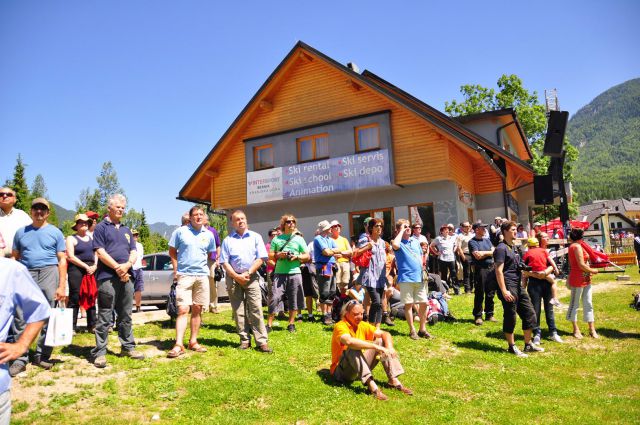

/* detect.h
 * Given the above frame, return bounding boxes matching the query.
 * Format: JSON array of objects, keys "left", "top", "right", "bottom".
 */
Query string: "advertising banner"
[{"left": 247, "top": 149, "right": 391, "bottom": 204}]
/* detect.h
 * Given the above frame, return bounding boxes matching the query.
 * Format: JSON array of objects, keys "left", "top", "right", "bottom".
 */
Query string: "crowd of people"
[{"left": 0, "top": 183, "right": 624, "bottom": 413}]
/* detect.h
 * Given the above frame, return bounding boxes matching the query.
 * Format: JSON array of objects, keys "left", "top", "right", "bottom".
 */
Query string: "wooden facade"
[{"left": 180, "top": 42, "right": 534, "bottom": 216}]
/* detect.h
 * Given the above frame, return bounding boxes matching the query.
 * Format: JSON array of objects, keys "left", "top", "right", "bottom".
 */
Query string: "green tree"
[
  {"left": 9, "top": 154, "right": 31, "bottom": 211},
  {"left": 207, "top": 210, "right": 228, "bottom": 240},
  {"left": 30, "top": 173, "right": 59, "bottom": 226},
  {"left": 76, "top": 187, "right": 102, "bottom": 215},
  {"left": 445, "top": 75, "right": 580, "bottom": 218},
  {"left": 139, "top": 209, "right": 151, "bottom": 241},
  {"left": 122, "top": 208, "right": 143, "bottom": 231},
  {"left": 96, "top": 161, "right": 124, "bottom": 207}
]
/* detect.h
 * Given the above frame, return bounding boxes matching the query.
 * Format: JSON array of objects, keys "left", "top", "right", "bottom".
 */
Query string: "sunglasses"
[
  {"left": 0, "top": 192, "right": 14, "bottom": 198},
  {"left": 32, "top": 206, "right": 49, "bottom": 212},
  {"left": 373, "top": 224, "right": 383, "bottom": 228},
  {"left": 285, "top": 219, "right": 296, "bottom": 224}
]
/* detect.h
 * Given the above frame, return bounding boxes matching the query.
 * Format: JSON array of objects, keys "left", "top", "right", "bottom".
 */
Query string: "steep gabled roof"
[{"left": 179, "top": 41, "right": 533, "bottom": 202}]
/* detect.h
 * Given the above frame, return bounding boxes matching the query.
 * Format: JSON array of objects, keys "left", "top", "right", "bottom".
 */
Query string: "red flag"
[
  {"left": 79, "top": 274, "right": 97, "bottom": 310},
  {"left": 579, "top": 240, "right": 610, "bottom": 268}
]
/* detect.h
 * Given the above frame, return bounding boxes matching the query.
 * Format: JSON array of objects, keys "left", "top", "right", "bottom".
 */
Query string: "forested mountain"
[{"left": 569, "top": 78, "right": 640, "bottom": 202}]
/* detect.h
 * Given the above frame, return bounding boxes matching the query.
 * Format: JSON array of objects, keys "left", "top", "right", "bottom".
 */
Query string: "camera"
[
  {"left": 517, "top": 263, "right": 532, "bottom": 272},
  {"left": 285, "top": 252, "right": 295, "bottom": 260}
]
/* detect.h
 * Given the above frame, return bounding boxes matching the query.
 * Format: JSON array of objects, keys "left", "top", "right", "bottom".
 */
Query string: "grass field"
[{"left": 11, "top": 268, "right": 640, "bottom": 424}]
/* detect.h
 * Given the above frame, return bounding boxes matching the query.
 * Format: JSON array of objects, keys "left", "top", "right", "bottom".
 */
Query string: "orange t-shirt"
[{"left": 330, "top": 319, "right": 377, "bottom": 374}]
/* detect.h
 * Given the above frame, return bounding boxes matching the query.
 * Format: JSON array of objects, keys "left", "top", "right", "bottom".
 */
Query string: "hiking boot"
[
  {"left": 382, "top": 314, "right": 395, "bottom": 327},
  {"left": 239, "top": 341, "right": 251, "bottom": 350},
  {"left": 287, "top": 324, "right": 296, "bottom": 333},
  {"left": 306, "top": 314, "right": 316, "bottom": 322},
  {"left": 524, "top": 343, "right": 545, "bottom": 353},
  {"left": 256, "top": 344, "right": 273, "bottom": 354},
  {"left": 532, "top": 334, "right": 541, "bottom": 345},
  {"left": 32, "top": 357, "right": 53, "bottom": 370},
  {"left": 409, "top": 331, "right": 419, "bottom": 340},
  {"left": 485, "top": 315, "right": 497, "bottom": 322},
  {"left": 121, "top": 350, "right": 145, "bottom": 360},
  {"left": 9, "top": 362, "right": 26, "bottom": 377},
  {"left": 508, "top": 345, "right": 528, "bottom": 358},
  {"left": 94, "top": 355, "right": 107, "bottom": 368},
  {"left": 474, "top": 317, "right": 483, "bottom": 326},
  {"left": 371, "top": 388, "right": 388, "bottom": 401},
  {"left": 549, "top": 332, "right": 564, "bottom": 343},
  {"left": 322, "top": 315, "right": 333, "bottom": 326}
]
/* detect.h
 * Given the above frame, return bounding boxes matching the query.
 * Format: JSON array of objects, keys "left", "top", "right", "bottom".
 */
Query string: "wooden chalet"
[{"left": 179, "top": 42, "right": 535, "bottom": 239}]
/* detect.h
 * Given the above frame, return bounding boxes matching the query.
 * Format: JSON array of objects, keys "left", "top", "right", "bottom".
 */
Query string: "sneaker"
[
  {"left": 256, "top": 344, "right": 273, "bottom": 354},
  {"left": 239, "top": 341, "right": 251, "bottom": 350},
  {"left": 474, "top": 317, "right": 483, "bottom": 326},
  {"left": 32, "top": 357, "right": 53, "bottom": 370},
  {"left": 121, "top": 350, "right": 145, "bottom": 360},
  {"left": 93, "top": 355, "right": 107, "bottom": 368},
  {"left": 524, "top": 343, "right": 545, "bottom": 353},
  {"left": 485, "top": 315, "right": 497, "bottom": 322},
  {"left": 409, "top": 331, "right": 419, "bottom": 340},
  {"left": 306, "top": 314, "right": 316, "bottom": 322},
  {"left": 508, "top": 345, "right": 528, "bottom": 358},
  {"left": 323, "top": 315, "right": 333, "bottom": 326},
  {"left": 549, "top": 333, "right": 564, "bottom": 343},
  {"left": 265, "top": 325, "right": 272, "bottom": 333},
  {"left": 417, "top": 330, "right": 432, "bottom": 339},
  {"left": 532, "top": 334, "right": 541, "bottom": 345},
  {"left": 550, "top": 298, "right": 561, "bottom": 307},
  {"left": 9, "top": 362, "right": 26, "bottom": 377},
  {"left": 287, "top": 324, "right": 296, "bottom": 333}
]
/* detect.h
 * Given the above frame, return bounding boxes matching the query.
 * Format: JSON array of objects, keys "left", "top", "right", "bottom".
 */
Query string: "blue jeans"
[{"left": 527, "top": 277, "right": 557, "bottom": 336}]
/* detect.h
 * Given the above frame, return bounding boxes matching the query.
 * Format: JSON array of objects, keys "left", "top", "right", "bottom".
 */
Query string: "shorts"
[
  {"left": 399, "top": 282, "right": 428, "bottom": 305},
  {"left": 335, "top": 262, "right": 351, "bottom": 287},
  {"left": 131, "top": 268, "right": 144, "bottom": 292},
  {"left": 175, "top": 274, "right": 209, "bottom": 307},
  {"left": 301, "top": 266, "right": 319, "bottom": 298},
  {"left": 270, "top": 273, "right": 304, "bottom": 312}
]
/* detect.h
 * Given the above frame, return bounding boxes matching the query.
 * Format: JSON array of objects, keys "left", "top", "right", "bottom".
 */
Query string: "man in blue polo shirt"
[
  {"left": 392, "top": 219, "right": 431, "bottom": 340},
  {"left": 314, "top": 220, "right": 339, "bottom": 325},
  {"left": 219, "top": 210, "right": 272, "bottom": 353},
  {"left": 166, "top": 206, "right": 216, "bottom": 358},
  {"left": 11, "top": 197, "right": 66, "bottom": 374},
  {"left": 0, "top": 258, "right": 50, "bottom": 423},
  {"left": 91, "top": 194, "right": 143, "bottom": 368}
]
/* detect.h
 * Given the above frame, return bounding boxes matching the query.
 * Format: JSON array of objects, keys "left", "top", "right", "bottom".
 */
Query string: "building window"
[
  {"left": 297, "top": 133, "right": 329, "bottom": 163},
  {"left": 408, "top": 204, "right": 436, "bottom": 241},
  {"left": 617, "top": 222, "right": 623, "bottom": 228},
  {"left": 355, "top": 124, "right": 380, "bottom": 152},
  {"left": 349, "top": 208, "right": 394, "bottom": 241},
  {"left": 254, "top": 145, "right": 273, "bottom": 170},
  {"left": 593, "top": 223, "right": 599, "bottom": 230}
]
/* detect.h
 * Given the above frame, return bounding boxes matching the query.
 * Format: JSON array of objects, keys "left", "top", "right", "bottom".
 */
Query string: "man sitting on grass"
[{"left": 330, "top": 300, "right": 413, "bottom": 400}]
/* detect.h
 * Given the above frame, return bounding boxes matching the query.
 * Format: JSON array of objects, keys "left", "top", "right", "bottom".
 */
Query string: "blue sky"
[{"left": 1, "top": 1, "right": 638, "bottom": 225}]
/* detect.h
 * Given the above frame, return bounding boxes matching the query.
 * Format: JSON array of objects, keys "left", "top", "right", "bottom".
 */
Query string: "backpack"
[
  {"left": 332, "top": 293, "right": 348, "bottom": 323},
  {"left": 632, "top": 292, "right": 640, "bottom": 311},
  {"left": 166, "top": 279, "right": 178, "bottom": 319}
]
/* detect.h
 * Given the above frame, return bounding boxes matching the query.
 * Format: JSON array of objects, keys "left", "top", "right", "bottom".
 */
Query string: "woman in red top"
[{"left": 566, "top": 228, "right": 599, "bottom": 339}]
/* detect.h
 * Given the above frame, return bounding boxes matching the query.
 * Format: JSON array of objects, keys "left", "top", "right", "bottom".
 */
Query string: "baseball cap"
[
  {"left": 31, "top": 197, "right": 50, "bottom": 209},
  {"left": 527, "top": 237, "right": 539, "bottom": 247},
  {"left": 472, "top": 222, "right": 488, "bottom": 231}
]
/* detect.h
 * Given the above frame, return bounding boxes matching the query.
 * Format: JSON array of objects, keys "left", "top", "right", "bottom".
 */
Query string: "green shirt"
[{"left": 270, "top": 233, "right": 307, "bottom": 274}]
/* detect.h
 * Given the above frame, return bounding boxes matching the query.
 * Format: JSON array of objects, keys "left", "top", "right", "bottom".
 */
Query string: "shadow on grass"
[
  {"left": 137, "top": 336, "right": 239, "bottom": 350},
  {"left": 454, "top": 340, "right": 504, "bottom": 353},
  {"left": 597, "top": 328, "right": 640, "bottom": 339},
  {"left": 316, "top": 368, "right": 367, "bottom": 395},
  {"left": 200, "top": 322, "right": 238, "bottom": 333},
  {"left": 60, "top": 344, "right": 94, "bottom": 361}
]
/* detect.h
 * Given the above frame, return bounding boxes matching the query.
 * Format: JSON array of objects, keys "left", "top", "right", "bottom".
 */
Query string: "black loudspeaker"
[
  {"left": 534, "top": 175, "right": 554, "bottom": 205},
  {"left": 543, "top": 111, "right": 569, "bottom": 157}
]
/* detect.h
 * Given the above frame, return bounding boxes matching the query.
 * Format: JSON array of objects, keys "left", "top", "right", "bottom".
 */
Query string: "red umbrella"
[{"left": 539, "top": 218, "right": 589, "bottom": 233}]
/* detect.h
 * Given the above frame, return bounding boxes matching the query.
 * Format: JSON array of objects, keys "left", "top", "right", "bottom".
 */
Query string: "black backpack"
[
  {"left": 632, "top": 292, "right": 640, "bottom": 311},
  {"left": 166, "top": 279, "right": 178, "bottom": 319}
]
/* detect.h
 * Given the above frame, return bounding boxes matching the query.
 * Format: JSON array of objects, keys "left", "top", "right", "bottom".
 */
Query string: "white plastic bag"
[{"left": 44, "top": 302, "right": 73, "bottom": 347}]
